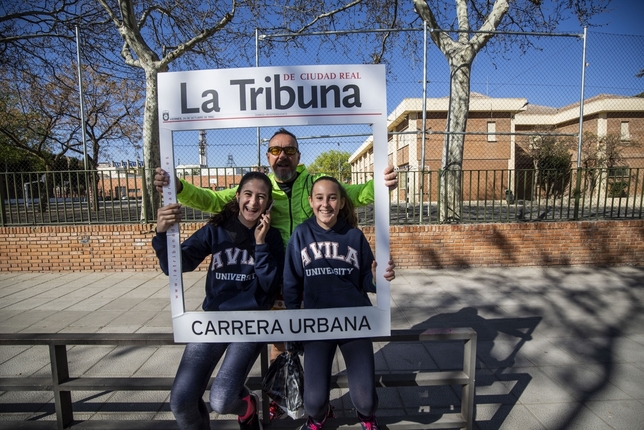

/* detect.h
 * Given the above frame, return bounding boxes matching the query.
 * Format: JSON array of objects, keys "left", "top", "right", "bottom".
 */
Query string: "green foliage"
[
  {"left": 307, "top": 150, "right": 352, "bottom": 183},
  {"left": 536, "top": 154, "right": 572, "bottom": 199},
  {"left": 579, "top": 132, "right": 641, "bottom": 196},
  {"left": 0, "top": 141, "right": 86, "bottom": 173},
  {"left": 608, "top": 180, "right": 629, "bottom": 198},
  {"left": 580, "top": 132, "right": 640, "bottom": 170},
  {"left": 523, "top": 132, "right": 573, "bottom": 198},
  {"left": 0, "top": 149, "right": 43, "bottom": 172}
]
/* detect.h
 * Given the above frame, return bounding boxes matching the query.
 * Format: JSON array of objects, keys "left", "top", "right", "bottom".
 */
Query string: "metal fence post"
[
  {"left": 141, "top": 165, "right": 149, "bottom": 224},
  {"left": 462, "top": 332, "right": 477, "bottom": 430},
  {"left": 0, "top": 174, "right": 6, "bottom": 227},
  {"left": 49, "top": 344, "right": 73, "bottom": 429},
  {"left": 573, "top": 168, "right": 582, "bottom": 220}
]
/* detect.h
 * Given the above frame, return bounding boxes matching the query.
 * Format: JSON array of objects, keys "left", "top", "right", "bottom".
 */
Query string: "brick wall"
[{"left": 1, "top": 220, "right": 642, "bottom": 272}]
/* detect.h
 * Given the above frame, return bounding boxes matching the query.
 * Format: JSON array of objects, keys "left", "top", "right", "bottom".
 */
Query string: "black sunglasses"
[{"left": 267, "top": 146, "right": 299, "bottom": 156}]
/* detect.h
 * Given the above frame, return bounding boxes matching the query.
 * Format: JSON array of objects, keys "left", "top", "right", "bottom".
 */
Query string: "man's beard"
[{"left": 273, "top": 165, "right": 297, "bottom": 182}]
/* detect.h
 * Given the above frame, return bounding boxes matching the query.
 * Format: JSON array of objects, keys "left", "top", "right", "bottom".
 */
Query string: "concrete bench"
[{"left": 0, "top": 328, "right": 476, "bottom": 429}]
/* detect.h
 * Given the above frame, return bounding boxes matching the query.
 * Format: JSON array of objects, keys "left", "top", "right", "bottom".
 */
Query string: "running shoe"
[
  {"left": 299, "top": 416, "right": 325, "bottom": 430},
  {"left": 238, "top": 392, "right": 263, "bottom": 430},
  {"left": 358, "top": 413, "right": 380, "bottom": 430}
]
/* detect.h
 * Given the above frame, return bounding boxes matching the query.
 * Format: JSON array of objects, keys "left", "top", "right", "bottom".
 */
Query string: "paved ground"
[{"left": 1, "top": 266, "right": 644, "bottom": 429}]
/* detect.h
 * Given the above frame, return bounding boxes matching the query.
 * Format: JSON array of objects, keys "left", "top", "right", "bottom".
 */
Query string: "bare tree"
[
  {"left": 523, "top": 132, "right": 574, "bottom": 200},
  {"left": 81, "top": 68, "right": 144, "bottom": 167},
  {"left": 0, "top": 1, "right": 419, "bottom": 216},
  {"left": 2, "top": 0, "right": 611, "bottom": 222},
  {"left": 411, "top": 0, "right": 609, "bottom": 222},
  {"left": 1, "top": 68, "right": 83, "bottom": 170},
  {"left": 0, "top": 63, "right": 142, "bottom": 171},
  {"left": 90, "top": 0, "right": 234, "bottom": 219},
  {"left": 579, "top": 131, "right": 641, "bottom": 197},
  {"left": 89, "top": 0, "right": 411, "bottom": 219}
]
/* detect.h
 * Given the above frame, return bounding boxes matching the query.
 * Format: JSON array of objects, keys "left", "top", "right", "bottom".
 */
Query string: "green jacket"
[{"left": 178, "top": 164, "right": 374, "bottom": 247}]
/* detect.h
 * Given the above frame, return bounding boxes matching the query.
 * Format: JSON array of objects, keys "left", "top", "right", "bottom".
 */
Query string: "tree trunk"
[
  {"left": 413, "top": 0, "right": 510, "bottom": 223},
  {"left": 141, "top": 66, "right": 162, "bottom": 222},
  {"left": 440, "top": 48, "right": 473, "bottom": 222}
]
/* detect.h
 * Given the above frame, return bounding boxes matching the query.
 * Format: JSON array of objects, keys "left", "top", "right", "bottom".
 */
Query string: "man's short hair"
[{"left": 270, "top": 128, "right": 298, "bottom": 146}]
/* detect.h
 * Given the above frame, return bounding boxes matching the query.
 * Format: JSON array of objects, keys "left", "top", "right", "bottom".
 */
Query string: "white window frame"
[
  {"left": 620, "top": 121, "right": 630, "bottom": 141},
  {"left": 487, "top": 121, "right": 497, "bottom": 142}
]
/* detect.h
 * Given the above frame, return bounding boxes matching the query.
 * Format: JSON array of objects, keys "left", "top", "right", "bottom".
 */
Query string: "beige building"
[{"left": 350, "top": 93, "right": 644, "bottom": 201}]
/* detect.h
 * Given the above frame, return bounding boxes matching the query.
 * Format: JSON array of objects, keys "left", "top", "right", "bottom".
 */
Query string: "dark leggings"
[
  {"left": 303, "top": 337, "right": 378, "bottom": 422},
  {"left": 170, "top": 342, "right": 264, "bottom": 430}
]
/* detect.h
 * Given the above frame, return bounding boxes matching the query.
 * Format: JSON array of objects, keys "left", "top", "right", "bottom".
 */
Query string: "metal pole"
[
  {"left": 255, "top": 29, "right": 261, "bottom": 170},
  {"left": 76, "top": 24, "right": 96, "bottom": 215},
  {"left": 75, "top": 25, "right": 88, "bottom": 171},
  {"left": 419, "top": 21, "right": 428, "bottom": 223},
  {"left": 577, "top": 26, "right": 587, "bottom": 168},
  {"left": 573, "top": 27, "right": 587, "bottom": 220}
]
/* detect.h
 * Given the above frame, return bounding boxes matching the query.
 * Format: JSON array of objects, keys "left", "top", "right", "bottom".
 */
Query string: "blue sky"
[
  {"left": 427, "top": 0, "right": 644, "bottom": 109},
  {"left": 558, "top": 0, "right": 644, "bottom": 35}
]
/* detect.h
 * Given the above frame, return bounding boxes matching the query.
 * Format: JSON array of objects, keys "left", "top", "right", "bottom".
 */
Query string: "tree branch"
[
  {"left": 160, "top": 0, "right": 236, "bottom": 68},
  {"left": 412, "top": 0, "right": 457, "bottom": 57},
  {"left": 293, "top": 0, "right": 365, "bottom": 34},
  {"left": 470, "top": 0, "right": 510, "bottom": 52},
  {"left": 371, "top": 0, "right": 399, "bottom": 64},
  {"left": 455, "top": 0, "right": 470, "bottom": 43}
]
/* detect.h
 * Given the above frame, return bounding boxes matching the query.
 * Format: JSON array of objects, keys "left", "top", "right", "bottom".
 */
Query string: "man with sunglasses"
[{"left": 154, "top": 128, "right": 398, "bottom": 247}]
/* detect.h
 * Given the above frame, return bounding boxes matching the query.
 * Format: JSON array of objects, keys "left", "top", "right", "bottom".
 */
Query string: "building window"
[
  {"left": 621, "top": 121, "right": 630, "bottom": 141},
  {"left": 487, "top": 122, "right": 497, "bottom": 142},
  {"left": 607, "top": 166, "right": 628, "bottom": 178}
]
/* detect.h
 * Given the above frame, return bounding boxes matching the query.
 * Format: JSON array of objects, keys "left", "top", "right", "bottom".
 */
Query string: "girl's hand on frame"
[
  {"left": 154, "top": 167, "right": 182, "bottom": 194},
  {"left": 371, "top": 259, "right": 396, "bottom": 285},
  {"left": 156, "top": 203, "right": 182, "bottom": 233},
  {"left": 383, "top": 259, "right": 396, "bottom": 282}
]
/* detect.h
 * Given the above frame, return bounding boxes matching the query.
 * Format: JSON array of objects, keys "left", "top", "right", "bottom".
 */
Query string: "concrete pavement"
[{"left": 1, "top": 266, "right": 644, "bottom": 429}]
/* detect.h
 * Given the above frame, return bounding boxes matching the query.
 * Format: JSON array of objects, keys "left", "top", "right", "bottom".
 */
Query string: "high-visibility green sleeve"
[
  {"left": 177, "top": 179, "right": 237, "bottom": 213},
  {"left": 343, "top": 179, "right": 375, "bottom": 206}
]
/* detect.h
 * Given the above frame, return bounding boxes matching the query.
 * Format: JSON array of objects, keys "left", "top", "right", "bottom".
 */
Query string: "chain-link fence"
[{"left": 2, "top": 28, "right": 643, "bottom": 226}]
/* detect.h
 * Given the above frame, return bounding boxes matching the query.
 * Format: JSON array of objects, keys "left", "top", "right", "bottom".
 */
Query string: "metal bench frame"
[{"left": 0, "top": 328, "right": 476, "bottom": 429}]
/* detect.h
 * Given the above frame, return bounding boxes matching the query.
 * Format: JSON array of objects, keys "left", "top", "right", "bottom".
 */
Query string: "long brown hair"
[
  {"left": 208, "top": 171, "right": 273, "bottom": 226},
  {"left": 310, "top": 176, "right": 358, "bottom": 228}
]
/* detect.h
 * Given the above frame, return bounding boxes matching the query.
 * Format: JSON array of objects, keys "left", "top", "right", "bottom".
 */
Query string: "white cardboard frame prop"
[{"left": 158, "top": 64, "right": 389, "bottom": 343}]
